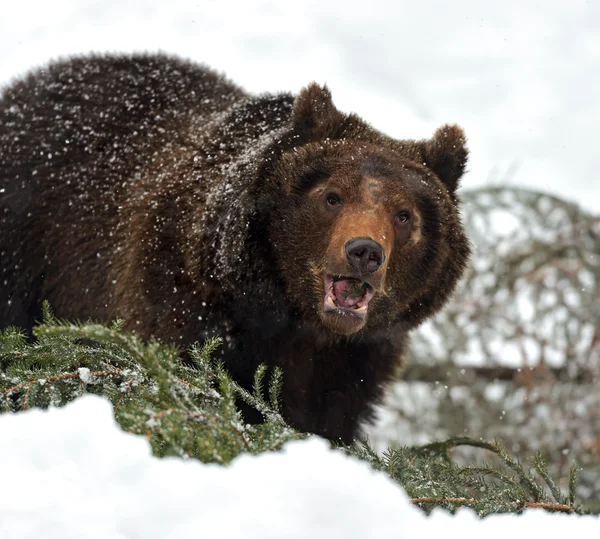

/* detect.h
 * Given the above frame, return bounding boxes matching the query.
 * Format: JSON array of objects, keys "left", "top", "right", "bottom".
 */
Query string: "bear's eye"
[
  {"left": 394, "top": 211, "right": 411, "bottom": 225},
  {"left": 326, "top": 193, "right": 343, "bottom": 207}
]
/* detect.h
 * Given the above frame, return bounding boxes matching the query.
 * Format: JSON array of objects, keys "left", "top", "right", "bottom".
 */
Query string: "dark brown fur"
[{"left": 0, "top": 54, "right": 470, "bottom": 442}]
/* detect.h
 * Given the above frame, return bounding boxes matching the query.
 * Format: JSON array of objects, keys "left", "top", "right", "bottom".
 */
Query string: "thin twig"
[
  {"left": 412, "top": 497, "right": 476, "bottom": 506},
  {"left": 411, "top": 497, "right": 576, "bottom": 514},
  {"left": 114, "top": 374, "right": 138, "bottom": 411}
]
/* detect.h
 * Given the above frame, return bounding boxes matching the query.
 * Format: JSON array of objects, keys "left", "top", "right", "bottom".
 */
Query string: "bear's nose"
[{"left": 345, "top": 238, "right": 385, "bottom": 274}]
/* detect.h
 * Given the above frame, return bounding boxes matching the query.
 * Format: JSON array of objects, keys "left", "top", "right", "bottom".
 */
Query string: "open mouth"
[{"left": 323, "top": 274, "right": 376, "bottom": 319}]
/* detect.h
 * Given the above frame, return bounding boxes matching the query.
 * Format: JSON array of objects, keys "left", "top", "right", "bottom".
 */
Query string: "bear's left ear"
[
  {"left": 423, "top": 125, "right": 468, "bottom": 194},
  {"left": 293, "top": 83, "right": 346, "bottom": 141}
]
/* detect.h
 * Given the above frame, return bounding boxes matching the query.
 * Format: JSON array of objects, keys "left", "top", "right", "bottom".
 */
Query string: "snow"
[
  {"left": 0, "top": 396, "right": 597, "bottom": 538},
  {"left": 77, "top": 367, "right": 92, "bottom": 384},
  {"left": 0, "top": 1, "right": 598, "bottom": 212}
]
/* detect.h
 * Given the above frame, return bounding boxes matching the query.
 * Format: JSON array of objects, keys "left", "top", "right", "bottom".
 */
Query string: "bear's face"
[
  {"left": 267, "top": 84, "right": 470, "bottom": 336},
  {"left": 271, "top": 143, "right": 454, "bottom": 335}
]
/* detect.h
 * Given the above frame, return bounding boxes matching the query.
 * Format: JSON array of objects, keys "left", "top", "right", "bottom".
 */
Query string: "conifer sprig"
[
  {"left": 343, "top": 437, "right": 584, "bottom": 515},
  {"left": 0, "top": 307, "right": 302, "bottom": 463}
]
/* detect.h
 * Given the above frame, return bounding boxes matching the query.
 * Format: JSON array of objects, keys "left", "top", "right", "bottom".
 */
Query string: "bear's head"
[{"left": 267, "top": 84, "right": 471, "bottom": 336}]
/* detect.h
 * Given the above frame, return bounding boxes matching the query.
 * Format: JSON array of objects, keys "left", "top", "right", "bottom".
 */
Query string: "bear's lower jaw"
[
  {"left": 320, "top": 309, "right": 367, "bottom": 335},
  {"left": 320, "top": 274, "right": 375, "bottom": 335}
]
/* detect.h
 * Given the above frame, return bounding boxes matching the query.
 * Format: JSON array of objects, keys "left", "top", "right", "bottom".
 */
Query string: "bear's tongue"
[{"left": 334, "top": 279, "right": 368, "bottom": 308}]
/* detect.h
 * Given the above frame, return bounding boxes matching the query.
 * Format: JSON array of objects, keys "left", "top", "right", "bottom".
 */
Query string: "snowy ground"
[
  {"left": 1, "top": 0, "right": 598, "bottom": 212},
  {"left": 0, "top": 396, "right": 597, "bottom": 538}
]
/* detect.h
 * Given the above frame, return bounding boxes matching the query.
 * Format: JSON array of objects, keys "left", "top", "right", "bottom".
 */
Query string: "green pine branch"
[
  {"left": 0, "top": 305, "right": 303, "bottom": 463},
  {"left": 343, "top": 437, "right": 585, "bottom": 516}
]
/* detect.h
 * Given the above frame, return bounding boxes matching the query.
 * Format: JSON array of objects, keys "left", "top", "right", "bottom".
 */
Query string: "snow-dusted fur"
[{"left": 0, "top": 54, "right": 470, "bottom": 442}]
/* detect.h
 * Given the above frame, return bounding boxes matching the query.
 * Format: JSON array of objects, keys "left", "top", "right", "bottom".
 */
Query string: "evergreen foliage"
[
  {"left": 0, "top": 304, "right": 302, "bottom": 463},
  {"left": 346, "top": 437, "right": 584, "bottom": 516},
  {"left": 0, "top": 306, "right": 589, "bottom": 516}
]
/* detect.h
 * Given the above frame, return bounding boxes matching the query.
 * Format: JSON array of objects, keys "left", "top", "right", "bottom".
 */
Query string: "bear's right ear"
[
  {"left": 422, "top": 124, "right": 469, "bottom": 195},
  {"left": 293, "top": 83, "right": 346, "bottom": 141}
]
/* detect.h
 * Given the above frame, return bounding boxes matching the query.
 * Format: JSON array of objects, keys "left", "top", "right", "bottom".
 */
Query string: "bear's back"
[
  {"left": 0, "top": 54, "right": 246, "bottom": 329},
  {"left": 0, "top": 53, "right": 246, "bottom": 190}
]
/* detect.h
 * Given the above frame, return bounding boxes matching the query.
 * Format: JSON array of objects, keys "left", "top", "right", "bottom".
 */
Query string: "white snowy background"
[
  {"left": 1, "top": 0, "right": 599, "bottom": 212},
  {"left": 1, "top": 1, "right": 598, "bottom": 536}
]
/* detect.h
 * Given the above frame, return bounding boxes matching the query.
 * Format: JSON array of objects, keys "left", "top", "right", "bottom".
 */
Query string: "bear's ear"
[
  {"left": 423, "top": 124, "right": 468, "bottom": 194},
  {"left": 293, "top": 83, "right": 346, "bottom": 141}
]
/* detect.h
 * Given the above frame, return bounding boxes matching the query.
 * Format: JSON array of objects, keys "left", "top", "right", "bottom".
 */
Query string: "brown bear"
[{"left": 0, "top": 53, "right": 470, "bottom": 443}]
